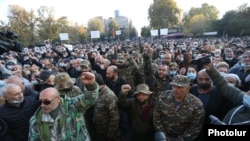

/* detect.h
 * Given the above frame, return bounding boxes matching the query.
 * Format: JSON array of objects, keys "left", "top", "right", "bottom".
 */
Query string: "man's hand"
[
  {"left": 121, "top": 84, "right": 131, "bottom": 94},
  {"left": 81, "top": 72, "right": 95, "bottom": 85},
  {"left": 124, "top": 52, "right": 130, "bottom": 59},
  {"left": 204, "top": 62, "right": 213, "bottom": 70}
]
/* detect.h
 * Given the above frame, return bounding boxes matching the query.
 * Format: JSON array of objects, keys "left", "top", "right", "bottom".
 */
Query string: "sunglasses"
[{"left": 39, "top": 96, "right": 58, "bottom": 105}]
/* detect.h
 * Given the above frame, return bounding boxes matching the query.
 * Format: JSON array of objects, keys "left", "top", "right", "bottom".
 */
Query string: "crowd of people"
[{"left": 0, "top": 37, "right": 250, "bottom": 141}]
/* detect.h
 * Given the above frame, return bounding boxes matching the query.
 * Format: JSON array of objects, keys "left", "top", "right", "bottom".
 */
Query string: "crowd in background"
[{"left": 0, "top": 36, "right": 250, "bottom": 141}]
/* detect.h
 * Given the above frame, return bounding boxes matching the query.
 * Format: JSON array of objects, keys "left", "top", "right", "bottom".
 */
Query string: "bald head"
[
  {"left": 198, "top": 69, "right": 208, "bottom": 76},
  {"left": 107, "top": 65, "right": 118, "bottom": 74},
  {"left": 39, "top": 87, "right": 60, "bottom": 113},
  {"left": 40, "top": 87, "right": 59, "bottom": 98}
]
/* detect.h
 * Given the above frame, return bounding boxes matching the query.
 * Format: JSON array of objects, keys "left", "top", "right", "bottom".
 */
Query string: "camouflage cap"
[
  {"left": 117, "top": 56, "right": 126, "bottom": 63},
  {"left": 133, "top": 84, "right": 153, "bottom": 95},
  {"left": 80, "top": 60, "right": 90, "bottom": 67},
  {"left": 54, "top": 72, "right": 76, "bottom": 90},
  {"left": 170, "top": 75, "right": 191, "bottom": 87},
  {"left": 131, "top": 52, "right": 142, "bottom": 58}
]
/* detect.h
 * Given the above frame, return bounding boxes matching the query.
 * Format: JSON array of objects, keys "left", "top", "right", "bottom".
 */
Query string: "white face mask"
[
  {"left": 243, "top": 94, "right": 250, "bottom": 108},
  {"left": 25, "top": 71, "right": 31, "bottom": 75},
  {"left": 100, "top": 64, "right": 105, "bottom": 70},
  {"left": 160, "top": 54, "right": 165, "bottom": 59},
  {"left": 10, "top": 99, "right": 23, "bottom": 106},
  {"left": 76, "top": 67, "right": 81, "bottom": 71},
  {"left": 6, "top": 65, "right": 13, "bottom": 70}
]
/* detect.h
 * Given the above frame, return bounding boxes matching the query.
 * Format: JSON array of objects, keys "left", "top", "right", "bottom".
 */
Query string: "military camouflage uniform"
[
  {"left": 153, "top": 91, "right": 204, "bottom": 140},
  {"left": 93, "top": 85, "right": 120, "bottom": 141},
  {"left": 142, "top": 53, "right": 172, "bottom": 102},
  {"left": 119, "top": 57, "right": 143, "bottom": 93},
  {"left": 118, "top": 84, "right": 155, "bottom": 141},
  {"left": 28, "top": 83, "right": 99, "bottom": 141},
  {"left": 153, "top": 75, "right": 205, "bottom": 141}
]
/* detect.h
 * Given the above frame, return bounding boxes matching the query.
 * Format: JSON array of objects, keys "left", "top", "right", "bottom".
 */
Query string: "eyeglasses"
[{"left": 39, "top": 96, "right": 58, "bottom": 105}]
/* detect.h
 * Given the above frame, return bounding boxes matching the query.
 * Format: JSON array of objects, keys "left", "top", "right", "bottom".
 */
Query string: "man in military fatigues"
[
  {"left": 92, "top": 73, "right": 121, "bottom": 141},
  {"left": 119, "top": 83, "right": 155, "bottom": 141},
  {"left": 142, "top": 49, "right": 172, "bottom": 102},
  {"left": 116, "top": 54, "right": 143, "bottom": 94},
  {"left": 153, "top": 75, "right": 205, "bottom": 141},
  {"left": 54, "top": 72, "right": 81, "bottom": 98}
]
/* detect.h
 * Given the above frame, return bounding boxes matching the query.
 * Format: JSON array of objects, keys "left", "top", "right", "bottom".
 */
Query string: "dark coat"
[{"left": 0, "top": 96, "right": 40, "bottom": 141}]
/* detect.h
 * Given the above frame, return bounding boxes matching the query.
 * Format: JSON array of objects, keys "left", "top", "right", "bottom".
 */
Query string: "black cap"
[
  {"left": 39, "top": 70, "right": 54, "bottom": 83},
  {"left": 94, "top": 73, "right": 104, "bottom": 85}
]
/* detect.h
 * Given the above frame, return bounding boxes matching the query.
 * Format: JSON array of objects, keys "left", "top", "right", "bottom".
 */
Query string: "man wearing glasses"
[
  {"left": 0, "top": 83, "right": 41, "bottom": 141},
  {"left": 28, "top": 72, "right": 99, "bottom": 141}
]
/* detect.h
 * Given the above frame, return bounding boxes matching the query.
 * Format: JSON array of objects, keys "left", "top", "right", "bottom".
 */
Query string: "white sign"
[
  {"left": 160, "top": 28, "right": 168, "bottom": 35},
  {"left": 63, "top": 44, "right": 73, "bottom": 51},
  {"left": 23, "top": 48, "right": 29, "bottom": 53},
  {"left": 150, "top": 30, "right": 158, "bottom": 36},
  {"left": 59, "top": 33, "right": 69, "bottom": 40},
  {"left": 34, "top": 47, "right": 40, "bottom": 53},
  {"left": 40, "top": 46, "right": 47, "bottom": 53},
  {"left": 90, "top": 31, "right": 100, "bottom": 38},
  {"left": 44, "top": 40, "right": 50, "bottom": 48},
  {"left": 116, "top": 30, "right": 121, "bottom": 35}
]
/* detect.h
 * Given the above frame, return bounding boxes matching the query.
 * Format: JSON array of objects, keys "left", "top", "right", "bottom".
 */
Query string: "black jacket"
[{"left": 0, "top": 96, "right": 40, "bottom": 141}]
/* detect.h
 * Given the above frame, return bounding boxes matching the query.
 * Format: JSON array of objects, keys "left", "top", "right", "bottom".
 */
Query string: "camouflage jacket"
[
  {"left": 153, "top": 90, "right": 205, "bottom": 140},
  {"left": 28, "top": 83, "right": 99, "bottom": 141},
  {"left": 119, "top": 57, "right": 142, "bottom": 91},
  {"left": 93, "top": 85, "right": 120, "bottom": 137}
]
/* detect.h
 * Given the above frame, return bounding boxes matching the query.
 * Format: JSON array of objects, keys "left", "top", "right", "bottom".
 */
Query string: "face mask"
[
  {"left": 180, "top": 58, "right": 184, "bottom": 61},
  {"left": 6, "top": 65, "right": 13, "bottom": 70},
  {"left": 193, "top": 54, "right": 197, "bottom": 58},
  {"left": 100, "top": 65, "right": 105, "bottom": 70},
  {"left": 25, "top": 71, "right": 31, "bottom": 75},
  {"left": 243, "top": 94, "right": 250, "bottom": 108},
  {"left": 169, "top": 71, "right": 177, "bottom": 75},
  {"left": 76, "top": 67, "right": 81, "bottom": 71},
  {"left": 219, "top": 46, "right": 223, "bottom": 49},
  {"left": 187, "top": 73, "right": 196, "bottom": 80},
  {"left": 0, "top": 80, "right": 5, "bottom": 86},
  {"left": 160, "top": 55, "right": 165, "bottom": 59},
  {"left": 59, "top": 63, "right": 67, "bottom": 67},
  {"left": 225, "top": 57, "right": 233, "bottom": 61},
  {"left": 10, "top": 99, "right": 23, "bottom": 106}
]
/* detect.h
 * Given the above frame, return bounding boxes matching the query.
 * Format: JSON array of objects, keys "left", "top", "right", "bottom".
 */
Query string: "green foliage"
[
  {"left": 148, "top": 0, "right": 181, "bottom": 29},
  {"left": 140, "top": 26, "right": 151, "bottom": 38},
  {"left": 88, "top": 18, "right": 104, "bottom": 33},
  {"left": 218, "top": 3, "right": 250, "bottom": 36},
  {"left": 183, "top": 3, "right": 219, "bottom": 35}
]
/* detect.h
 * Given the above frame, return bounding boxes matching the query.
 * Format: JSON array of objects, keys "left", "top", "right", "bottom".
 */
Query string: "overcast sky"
[{"left": 1, "top": 0, "right": 249, "bottom": 32}]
